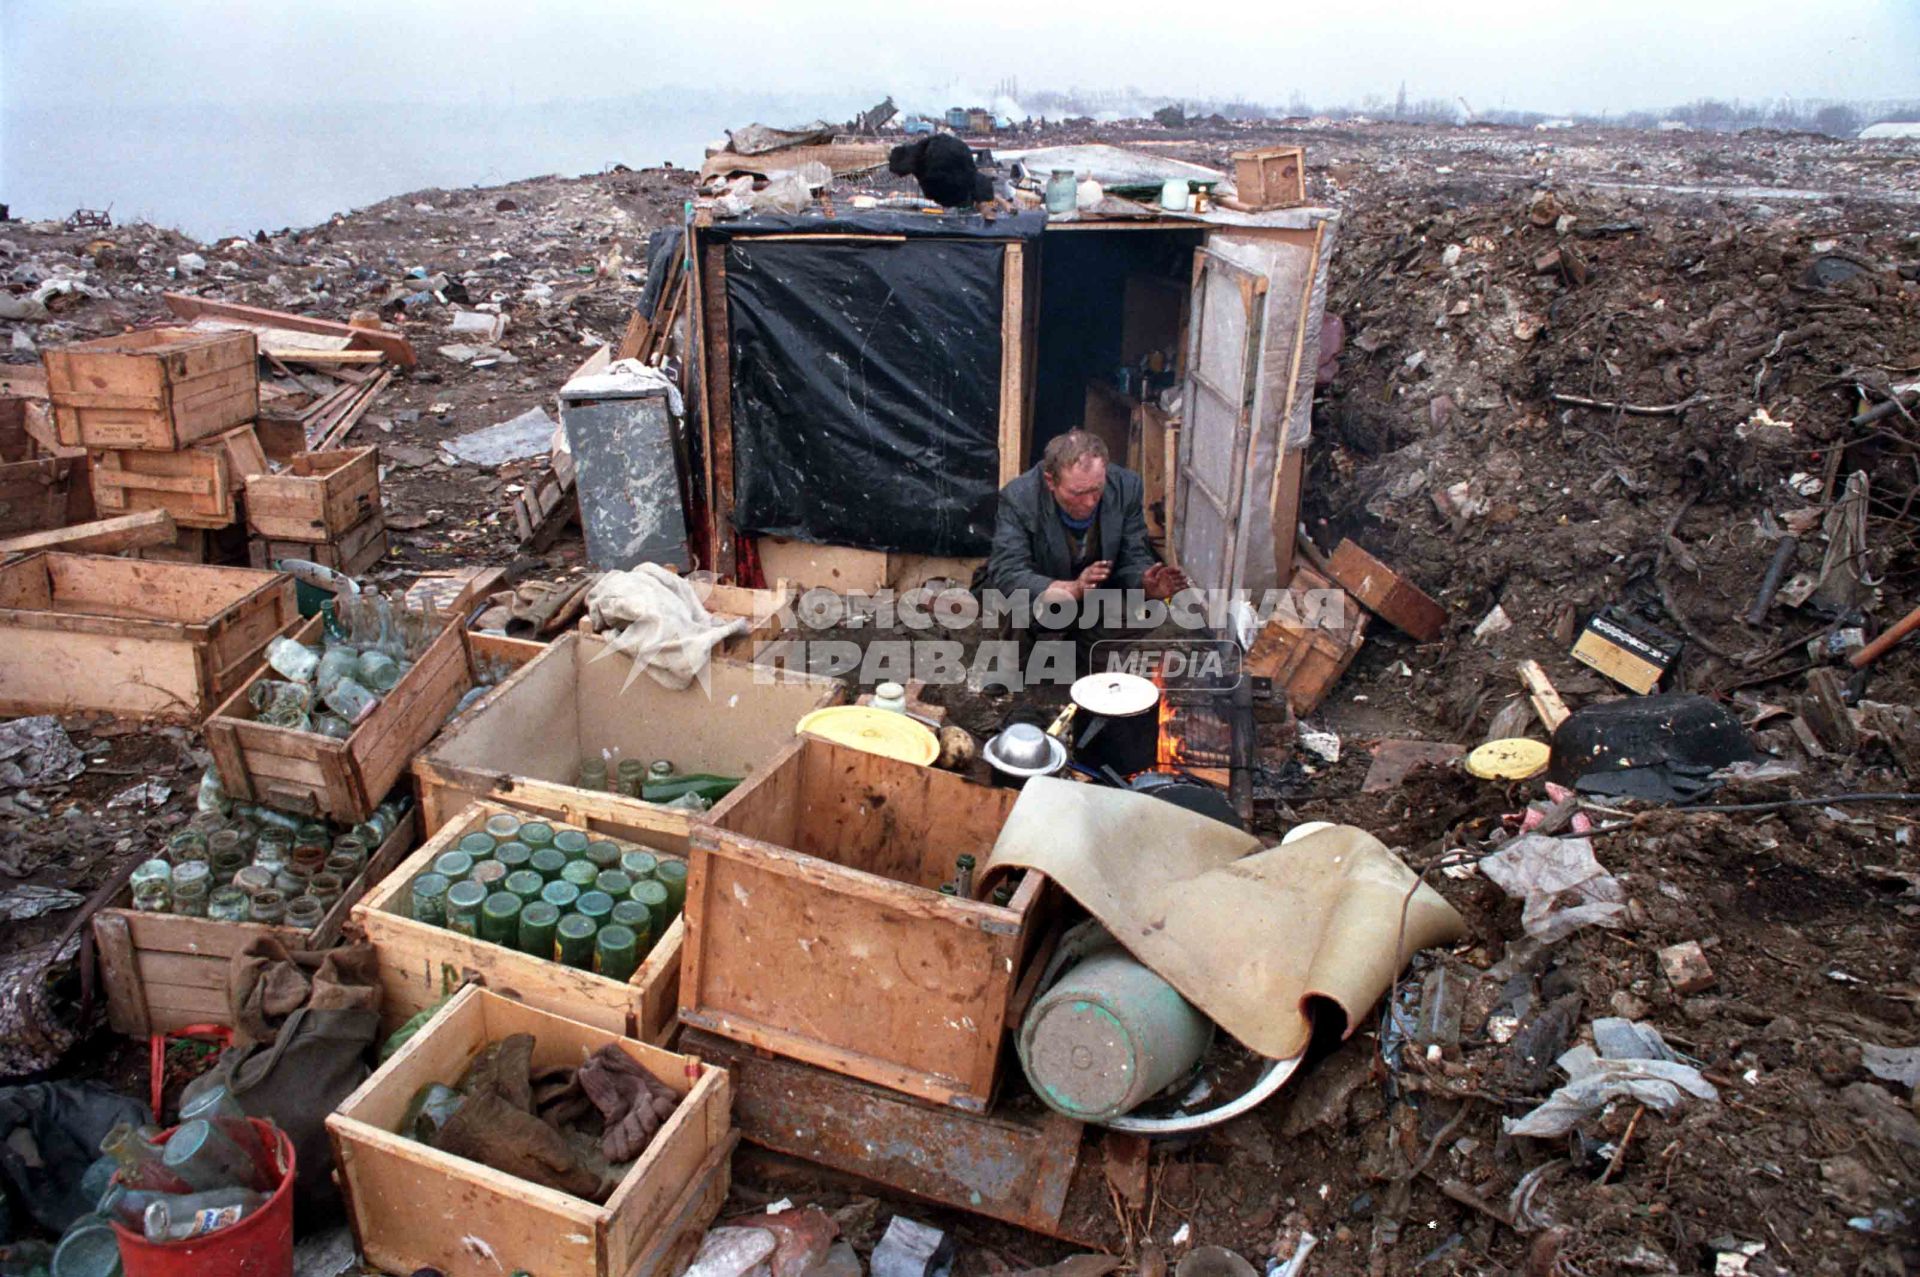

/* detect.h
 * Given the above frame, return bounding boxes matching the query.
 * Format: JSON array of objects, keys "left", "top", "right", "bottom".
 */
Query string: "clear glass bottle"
[
  {"left": 315, "top": 645, "right": 361, "bottom": 695},
  {"left": 98, "top": 1122, "right": 191, "bottom": 1194},
  {"left": 178, "top": 1086, "right": 270, "bottom": 1167},
  {"left": 356, "top": 649, "right": 401, "bottom": 693},
  {"left": 264, "top": 637, "right": 321, "bottom": 684},
  {"left": 310, "top": 712, "right": 354, "bottom": 740},
  {"left": 142, "top": 1188, "right": 268, "bottom": 1241},
  {"left": 320, "top": 676, "right": 379, "bottom": 725},
  {"left": 171, "top": 861, "right": 211, "bottom": 917}
]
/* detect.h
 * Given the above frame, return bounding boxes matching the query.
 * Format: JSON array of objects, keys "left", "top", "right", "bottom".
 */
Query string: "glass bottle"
[
  {"left": 315, "top": 645, "right": 361, "bottom": 695},
  {"left": 517, "top": 901, "right": 560, "bottom": 958},
  {"left": 620, "top": 849, "right": 658, "bottom": 882},
  {"left": 553, "top": 829, "right": 591, "bottom": 859},
  {"left": 98, "top": 1123, "right": 191, "bottom": 1194},
  {"left": 504, "top": 870, "right": 546, "bottom": 905},
  {"left": 248, "top": 680, "right": 312, "bottom": 730},
  {"left": 629, "top": 879, "right": 673, "bottom": 939},
  {"left": 574, "top": 890, "right": 614, "bottom": 929},
  {"left": 482, "top": 812, "right": 523, "bottom": 841},
  {"left": 431, "top": 851, "right": 474, "bottom": 882},
  {"left": 468, "top": 860, "right": 508, "bottom": 891},
  {"left": 356, "top": 649, "right": 401, "bottom": 693},
  {"left": 319, "top": 676, "right": 379, "bottom": 725},
  {"left": 539, "top": 880, "right": 580, "bottom": 913},
  {"left": 554, "top": 914, "right": 596, "bottom": 969},
  {"left": 528, "top": 848, "right": 566, "bottom": 881},
  {"left": 444, "top": 881, "right": 487, "bottom": 937},
  {"left": 594, "top": 870, "right": 632, "bottom": 900},
  {"left": 655, "top": 859, "right": 689, "bottom": 917},
  {"left": 310, "top": 712, "right": 353, "bottom": 740},
  {"left": 560, "top": 860, "right": 598, "bottom": 890},
  {"left": 178, "top": 1087, "right": 270, "bottom": 1168},
  {"left": 142, "top": 1189, "right": 269, "bottom": 1241},
  {"left": 478, "top": 892, "right": 522, "bottom": 946},
  {"left": 610, "top": 902, "right": 654, "bottom": 958},
  {"left": 581, "top": 839, "right": 620, "bottom": 870},
  {"left": 493, "top": 842, "right": 532, "bottom": 875},
  {"left": 457, "top": 831, "right": 497, "bottom": 861},
  {"left": 197, "top": 764, "right": 232, "bottom": 817},
  {"left": 161, "top": 1119, "right": 266, "bottom": 1192},
  {"left": 518, "top": 822, "right": 555, "bottom": 851},
  {"left": 595, "top": 925, "right": 640, "bottom": 982}
]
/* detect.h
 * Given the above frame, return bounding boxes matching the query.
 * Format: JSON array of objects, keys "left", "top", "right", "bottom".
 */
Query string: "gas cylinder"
[{"left": 1017, "top": 949, "right": 1212, "bottom": 1123}]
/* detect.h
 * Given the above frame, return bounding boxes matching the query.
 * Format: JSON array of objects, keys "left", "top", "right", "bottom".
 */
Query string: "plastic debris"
[
  {"left": 1479, "top": 835, "right": 1627, "bottom": 942},
  {"left": 1505, "top": 1044, "right": 1719, "bottom": 1138}
]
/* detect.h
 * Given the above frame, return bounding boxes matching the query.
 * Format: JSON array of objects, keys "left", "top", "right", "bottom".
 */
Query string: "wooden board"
[
  {"left": 44, "top": 326, "right": 258, "bottom": 450},
  {"left": 327, "top": 986, "right": 731, "bottom": 1277},
  {"left": 1230, "top": 147, "right": 1306, "bottom": 210},
  {"left": 0, "top": 456, "right": 90, "bottom": 536},
  {"left": 92, "top": 423, "right": 267, "bottom": 529},
  {"left": 91, "top": 810, "right": 417, "bottom": 1037},
  {"left": 1244, "top": 565, "right": 1367, "bottom": 714},
  {"left": 699, "top": 241, "right": 737, "bottom": 578},
  {"left": 683, "top": 735, "right": 1043, "bottom": 1111},
  {"left": 411, "top": 631, "right": 843, "bottom": 853},
  {"left": 243, "top": 445, "right": 379, "bottom": 540},
  {"left": 246, "top": 509, "right": 387, "bottom": 575},
  {"left": 162, "top": 293, "right": 416, "bottom": 368},
  {"left": 1325, "top": 538, "right": 1445, "bottom": 643},
  {"left": 754, "top": 537, "right": 889, "bottom": 594},
  {"left": 206, "top": 613, "right": 470, "bottom": 823},
  {"left": 0, "top": 552, "right": 296, "bottom": 720},
  {"left": 0, "top": 509, "right": 176, "bottom": 558},
  {"left": 998, "top": 243, "right": 1026, "bottom": 487},
  {"left": 354, "top": 800, "right": 684, "bottom": 1042}
]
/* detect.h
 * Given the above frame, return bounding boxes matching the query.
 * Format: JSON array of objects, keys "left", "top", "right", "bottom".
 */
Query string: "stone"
[{"left": 1658, "top": 941, "right": 1716, "bottom": 994}]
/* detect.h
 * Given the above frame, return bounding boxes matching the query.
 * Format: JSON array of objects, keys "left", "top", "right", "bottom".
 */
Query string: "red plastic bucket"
[{"left": 111, "top": 1119, "right": 295, "bottom": 1277}]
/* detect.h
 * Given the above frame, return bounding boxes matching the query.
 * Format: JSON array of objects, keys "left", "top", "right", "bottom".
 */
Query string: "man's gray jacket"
[{"left": 986, "top": 462, "right": 1156, "bottom": 599}]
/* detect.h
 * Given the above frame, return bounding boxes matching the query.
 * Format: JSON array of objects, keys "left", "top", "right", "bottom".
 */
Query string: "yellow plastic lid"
[
  {"left": 1466, "top": 737, "right": 1551, "bottom": 780},
  {"left": 796, "top": 706, "right": 940, "bottom": 766}
]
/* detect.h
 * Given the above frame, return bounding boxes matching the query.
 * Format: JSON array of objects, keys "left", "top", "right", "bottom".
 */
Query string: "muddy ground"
[{"left": 2, "top": 119, "right": 1917, "bottom": 1276}]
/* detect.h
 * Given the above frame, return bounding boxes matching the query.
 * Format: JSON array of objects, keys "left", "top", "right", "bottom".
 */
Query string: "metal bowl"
[{"left": 985, "top": 723, "right": 1067, "bottom": 778}]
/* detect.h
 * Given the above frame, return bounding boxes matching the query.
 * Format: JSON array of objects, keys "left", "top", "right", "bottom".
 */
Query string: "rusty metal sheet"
[{"left": 685, "top": 1029, "right": 1087, "bottom": 1238}]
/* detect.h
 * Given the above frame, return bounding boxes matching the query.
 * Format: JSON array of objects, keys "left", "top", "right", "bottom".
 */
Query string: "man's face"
[{"left": 1045, "top": 457, "right": 1106, "bottom": 522}]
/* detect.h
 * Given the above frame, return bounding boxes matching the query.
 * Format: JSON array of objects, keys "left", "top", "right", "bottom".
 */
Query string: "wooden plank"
[
  {"left": 1517, "top": 660, "right": 1571, "bottom": 733},
  {"left": 162, "top": 293, "right": 416, "bottom": 368},
  {"left": 264, "top": 348, "right": 384, "bottom": 365},
  {"left": 1325, "top": 537, "right": 1445, "bottom": 643},
  {"left": 354, "top": 799, "right": 685, "bottom": 1040},
  {"left": 94, "top": 912, "right": 150, "bottom": 1037},
  {"left": 701, "top": 241, "right": 736, "bottom": 578},
  {"left": 624, "top": 1133, "right": 736, "bottom": 1277},
  {"left": 754, "top": 537, "right": 888, "bottom": 593},
  {"left": 998, "top": 242, "right": 1025, "bottom": 487},
  {"left": 699, "top": 142, "right": 891, "bottom": 183},
  {"left": 0, "top": 510, "right": 176, "bottom": 557}
]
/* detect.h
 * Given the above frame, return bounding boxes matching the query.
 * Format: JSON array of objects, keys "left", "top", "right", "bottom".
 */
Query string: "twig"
[
  {"left": 1551, "top": 393, "right": 1713, "bottom": 416},
  {"left": 1598, "top": 1104, "right": 1645, "bottom": 1185}
]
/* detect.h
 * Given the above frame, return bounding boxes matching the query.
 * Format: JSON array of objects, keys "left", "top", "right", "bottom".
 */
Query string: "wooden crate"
[
  {"left": 246, "top": 509, "right": 387, "bottom": 574},
  {"left": 354, "top": 800, "right": 684, "bottom": 1043},
  {"left": 0, "top": 552, "right": 296, "bottom": 720},
  {"left": 45, "top": 327, "right": 258, "bottom": 451},
  {"left": 684, "top": 735, "right": 1047, "bottom": 1111},
  {"left": 0, "top": 455, "right": 91, "bottom": 536},
  {"left": 1325, "top": 538, "right": 1446, "bottom": 643},
  {"left": 92, "top": 423, "right": 267, "bottom": 529},
  {"left": 205, "top": 614, "right": 471, "bottom": 824},
  {"left": 327, "top": 986, "right": 732, "bottom": 1277},
  {"left": 91, "top": 809, "right": 417, "bottom": 1037},
  {"left": 243, "top": 446, "right": 379, "bottom": 540},
  {"left": 1245, "top": 564, "right": 1368, "bottom": 714},
  {"left": 411, "top": 631, "right": 843, "bottom": 854},
  {"left": 1230, "top": 146, "right": 1306, "bottom": 210}
]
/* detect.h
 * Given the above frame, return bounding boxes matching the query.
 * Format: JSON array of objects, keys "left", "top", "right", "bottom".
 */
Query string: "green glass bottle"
[
  {"left": 642, "top": 774, "right": 742, "bottom": 805},
  {"left": 494, "top": 841, "right": 532, "bottom": 874},
  {"left": 552, "top": 829, "right": 590, "bottom": 858},
  {"left": 539, "top": 880, "right": 581, "bottom": 912},
  {"left": 595, "top": 925, "right": 640, "bottom": 982},
  {"left": 594, "top": 869, "right": 633, "bottom": 899},
  {"left": 655, "top": 859, "right": 689, "bottom": 917},
  {"left": 410, "top": 872, "right": 451, "bottom": 925},
  {"left": 518, "top": 821, "right": 556, "bottom": 851},
  {"left": 431, "top": 850, "right": 474, "bottom": 882},
  {"left": 630, "top": 879, "right": 673, "bottom": 938},
  {"left": 445, "top": 881, "right": 487, "bottom": 936},
  {"left": 504, "top": 869, "right": 546, "bottom": 905},
  {"left": 479, "top": 892, "right": 522, "bottom": 946},
  {"left": 575, "top": 890, "right": 614, "bottom": 928},
  {"left": 483, "top": 812, "right": 523, "bottom": 841},
  {"left": 469, "top": 860, "right": 508, "bottom": 891},
  {"left": 554, "top": 914, "right": 596, "bottom": 968},
  {"left": 561, "top": 859, "right": 599, "bottom": 889},
  {"left": 587, "top": 840, "right": 624, "bottom": 871},
  {"left": 529, "top": 848, "right": 567, "bottom": 881},
  {"left": 610, "top": 901, "right": 655, "bottom": 956},
  {"left": 618, "top": 849, "right": 657, "bottom": 881},
  {"left": 518, "top": 901, "right": 560, "bottom": 957}
]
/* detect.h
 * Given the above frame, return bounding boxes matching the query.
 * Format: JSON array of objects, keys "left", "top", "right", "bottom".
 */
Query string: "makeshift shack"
[{"left": 685, "top": 156, "right": 1337, "bottom": 597}]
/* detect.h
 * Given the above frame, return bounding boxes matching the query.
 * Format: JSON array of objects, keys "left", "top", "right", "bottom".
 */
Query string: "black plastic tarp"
[
  {"left": 707, "top": 210, "right": 1047, "bottom": 242},
  {"left": 726, "top": 236, "right": 1009, "bottom": 556}
]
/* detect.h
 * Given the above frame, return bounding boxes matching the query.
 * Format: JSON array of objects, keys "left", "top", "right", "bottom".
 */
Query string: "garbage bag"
[{"left": 0, "top": 1082, "right": 149, "bottom": 1234}]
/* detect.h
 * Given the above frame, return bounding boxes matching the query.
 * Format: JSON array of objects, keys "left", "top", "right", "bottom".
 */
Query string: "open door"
[{"left": 1174, "top": 248, "right": 1267, "bottom": 594}]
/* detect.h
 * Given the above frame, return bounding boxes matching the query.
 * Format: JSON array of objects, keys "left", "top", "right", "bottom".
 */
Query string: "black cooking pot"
[
  {"left": 1130, "top": 770, "right": 1243, "bottom": 830},
  {"left": 1070, "top": 672, "right": 1161, "bottom": 778}
]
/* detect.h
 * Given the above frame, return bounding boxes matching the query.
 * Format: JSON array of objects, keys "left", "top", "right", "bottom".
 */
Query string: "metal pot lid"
[
  {"left": 1070, "top": 671, "right": 1161, "bottom": 717},
  {"left": 984, "top": 723, "right": 1068, "bottom": 777}
]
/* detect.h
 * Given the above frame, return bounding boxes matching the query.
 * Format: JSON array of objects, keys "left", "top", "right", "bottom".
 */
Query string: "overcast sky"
[{"left": 5, "top": 0, "right": 1917, "bottom": 116}]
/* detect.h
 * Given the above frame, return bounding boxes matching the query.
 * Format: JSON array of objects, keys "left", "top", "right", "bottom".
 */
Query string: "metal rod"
[{"left": 1744, "top": 536, "right": 1799, "bottom": 626}]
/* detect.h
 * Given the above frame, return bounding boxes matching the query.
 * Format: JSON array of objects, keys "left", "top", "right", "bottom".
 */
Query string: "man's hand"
[
  {"left": 1143, "top": 563, "right": 1190, "bottom": 601},
  {"left": 1074, "top": 561, "right": 1113, "bottom": 596}
]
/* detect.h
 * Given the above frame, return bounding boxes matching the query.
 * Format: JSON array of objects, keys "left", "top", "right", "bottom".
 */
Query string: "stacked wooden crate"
[
  {"left": 243, "top": 444, "right": 387, "bottom": 573},
  {"left": 41, "top": 328, "right": 265, "bottom": 562}
]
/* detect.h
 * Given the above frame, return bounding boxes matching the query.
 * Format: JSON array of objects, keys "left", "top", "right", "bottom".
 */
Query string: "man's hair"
[{"left": 1042, "top": 430, "right": 1109, "bottom": 481}]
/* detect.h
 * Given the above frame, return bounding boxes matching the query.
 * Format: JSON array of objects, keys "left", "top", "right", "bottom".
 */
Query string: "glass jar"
[
  {"left": 445, "top": 881, "right": 487, "bottom": 937},
  {"left": 554, "top": 915, "right": 596, "bottom": 969},
  {"left": 356, "top": 649, "right": 401, "bottom": 693},
  {"left": 311, "top": 713, "right": 354, "bottom": 740},
  {"left": 320, "top": 677, "right": 379, "bottom": 725},
  {"left": 478, "top": 892, "right": 521, "bottom": 946},
  {"left": 614, "top": 759, "right": 645, "bottom": 797},
  {"left": 553, "top": 829, "right": 591, "bottom": 860},
  {"left": 482, "top": 812, "right": 523, "bottom": 841},
  {"left": 208, "top": 830, "right": 245, "bottom": 873},
  {"left": 166, "top": 830, "right": 208, "bottom": 863},
  {"left": 1045, "top": 168, "right": 1077, "bottom": 213},
  {"left": 231, "top": 865, "right": 275, "bottom": 898},
  {"left": 131, "top": 859, "right": 172, "bottom": 893},
  {"left": 306, "top": 872, "right": 344, "bottom": 906},
  {"left": 171, "top": 861, "right": 211, "bottom": 917},
  {"left": 539, "top": 880, "right": 580, "bottom": 913},
  {"left": 410, "top": 872, "right": 451, "bottom": 925},
  {"left": 323, "top": 853, "right": 361, "bottom": 883},
  {"left": 248, "top": 891, "right": 287, "bottom": 924},
  {"left": 518, "top": 901, "right": 560, "bottom": 958},
  {"left": 316, "top": 645, "right": 361, "bottom": 694},
  {"left": 871, "top": 681, "right": 908, "bottom": 713},
  {"left": 249, "top": 680, "right": 312, "bottom": 729},
  {"left": 647, "top": 759, "right": 674, "bottom": 783},
  {"left": 595, "top": 925, "right": 640, "bottom": 982},
  {"left": 432, "top": 851, "right": 475, "bottom": 882},
  {"left": 253, "top": 830, "right": 291, "bottom": 873},
  {"left": 331, "top": 833, "right": 369, "bottom": 866},
  {"left": 132, "top": 878, "right": 171, "bottom": 913},
  {"left": 284, "top": 895, "right": 325, "bottom": 931},
  {"left": 266, "top": 636, "right": 321, "bottom": 683},
  {"left": 207, "top": 887, "right": 250, "bottom": 922},
  {"left": 504, "top": 870, "right": 546, "bottom": 905},
  {"left": 187, "top": 810, "right": 226, "bottom": 837},
  {"left": 577, "top": 757, "right": 608, "bottom": 791},
  {"left": 273, "top": 867, "right": 311, "bottom": 899}
]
